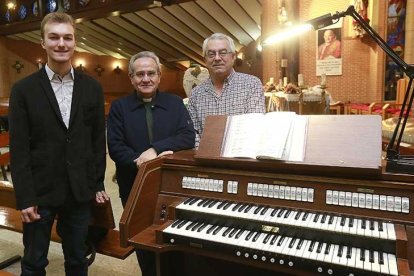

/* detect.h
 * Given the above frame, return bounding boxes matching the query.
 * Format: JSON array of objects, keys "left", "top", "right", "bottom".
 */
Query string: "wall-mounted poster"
[{"left": 316, "top": 19, "right": 342, "bottom": 76}]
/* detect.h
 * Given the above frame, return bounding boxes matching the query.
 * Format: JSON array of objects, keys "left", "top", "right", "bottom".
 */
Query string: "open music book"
[{"left": 221, "top": 112, "right": 308, "bottom": 161}]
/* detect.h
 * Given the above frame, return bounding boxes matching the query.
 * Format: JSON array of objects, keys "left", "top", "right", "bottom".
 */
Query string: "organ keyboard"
[{"left": 120, "top": 150, "right": 413, "bottom": 276}]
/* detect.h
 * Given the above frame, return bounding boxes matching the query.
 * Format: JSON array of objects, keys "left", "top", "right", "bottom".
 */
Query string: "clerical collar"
[{"left": 142, "top": 97, "right": 152, "bottom": 103}]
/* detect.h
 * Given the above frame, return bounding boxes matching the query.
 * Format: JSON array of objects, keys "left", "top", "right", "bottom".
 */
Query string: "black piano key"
[
  {"left": 254, "top": 206, "right": 263, "bottom": 215},
  {"left": 263, "top": 233, "right": 271, "bottom": 244},
  {"left": 321, "top": 214, "right": 327, "bottom": 224},
  {"left": 308, "top": 240, "right": 316, "bottom": 252},
  {"left": 340, "top": 216, "right": 346, "bottom": 226},
  {"left": 185, "top": 221, "right": 198, "bottom": 230},
  {"left": 360, "top": 249, "right": 365, "bottom": 261},
  {"left": 288, "top": 238, "right": 297, "bottom": 249},
  {"left": 260, "top": 207, "right": 269, "bottom": 216},
  {"left": 202, "top": 199, "right": 213, "bottom": 207},
  {"left": 284, "top": 209, "right": 292, "bottom": 218},
  {"left": 244, "top": 204, "right": 254, "bottom": 213},
  {"left": 206, "top": 225, "right": 218, "bottom": 234},
  {"left": 270, "top": 208, "right": 279, "bottom": 217},
  {"left": 213, "top": 226, "right": 223, "bottom": 235},
  {"left": 235, "top": 229, "right": 245, "bottom": 239},
  {"left": 177, "top": 220, "right": 188, "bottom": 229},
  {"left": 197, "top": 199, "right": 206, "bottom": 207},
  {"left": 277, "top": 209, "right": 285, "bottom": 218},
  {"left": 302, "top": 212, "right": 309, "bottom": 221},
  {"left": 369, "top": 249, "right": 374, "bottom": 263},
  {"left": 183, "top": 197, "right": 193, "bottom": 204},
  {"left": 217, "top": 200, "right": 228, "bottom": 209},
  {"left": 245, "top": 231, "right": 255, "bottom": 241},
  {"left": 346, "top": 245, "right": 352, "bottom": 258},
  {"left": 361, "top": 219, "right": 366, "bottom": 229},
  {"left": 208, "top": 200, "right": 219, "bottom": 208},
  {"left": 324, "top": 243, "right": 331, "bottom": 255},
  {"left": 277, "top": 236, "right": 285, "bottom": 246},
  {"left": 197, "top": 223, "right": 208, "bottom": 232},
  {"left": 378, "top": 221, "right": 384, "bottom": 231},
  {"left": 337, "top": 245, "right": 343, "bottom": 257},
  {"left": 296, "top": 239, "right": 304, "bottom": 250},
  {"left": 370, "top": 220, "right": 375, "bottom": 231},
  {"left": 191, "top": 222, "right": 201, "bottom": 231},
  {"left": 379, "top": 252, "right": 384, "bottom": 265},
  {"left": 328, "top": 215, "right": 334, "bottom": 225},
  {"left": 171, "top": 219, "right": 182, "bottom": 228},
  {"left": 253, "top": 232, "right": 261, "bottom": 242},
  {"left": 232, "top": 202, "right": 242, "bottom": 211},
  {"left": 222, "top": 202, "right": 232, "bottom": 210},
  {"left": 313, "top": 213, "right": 320, "bottom": 223},
  {"left": 223, "top": 227, "right": 233, "bottom": 237},
  {"left": 237, "top": 204, "right": 247, "bottom": 212},
  {"left": 349, "top": 217, "right": 354, "bottom": 227},
  {"left": 270, "top": 234, "right": 279, "bottom": 245},
  {"left": 316, "top": 242, "right": 323, "bottom": 253},
  {"left": 294, "top": 211, "right": 302, "bottom": 220},
  {"left": 228, "top": 228, "right": 238, "bottom": 238},
  {"left": 188, "top": 197, "right": 199, "bottom": 205}
]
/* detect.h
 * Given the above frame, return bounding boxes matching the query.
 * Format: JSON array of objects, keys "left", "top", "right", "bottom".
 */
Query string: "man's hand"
[
  {"left": 21, "top": 206, "right": 41, "bottom": 223},
  {"left": 134, "top": 147, "right": 157, "bottom": 167},
  {"left": 158, "top": 151, "right": 173, "bottom": 157},
  {"left": 96, "top": 190, "right": 110, "bottom": 204}
]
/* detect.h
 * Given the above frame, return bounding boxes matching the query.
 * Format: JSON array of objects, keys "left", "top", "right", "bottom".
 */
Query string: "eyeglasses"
[
  {"left": 131, "top": 71, "right": 158, "bottom": 80},
  {"left": 205, "top": 50, "right": 233, "bottom": 59}
]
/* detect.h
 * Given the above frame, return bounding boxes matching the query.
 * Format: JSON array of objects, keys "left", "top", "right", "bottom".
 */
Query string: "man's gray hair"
[
  {"left": 202, "top": 33, "right": 236, "bottom": 57},
  {"left": 128, "top": 51, "right": 161, "bottom": 75}
]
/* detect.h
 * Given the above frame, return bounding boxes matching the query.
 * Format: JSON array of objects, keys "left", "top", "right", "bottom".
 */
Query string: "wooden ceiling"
[{"left": 2, "top": 0, "right": 263, "bottom": 68}]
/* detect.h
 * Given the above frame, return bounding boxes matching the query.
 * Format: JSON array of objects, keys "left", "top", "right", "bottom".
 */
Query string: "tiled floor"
[{"left": 0, "top": 154, "right": 141, "bottom": 275}]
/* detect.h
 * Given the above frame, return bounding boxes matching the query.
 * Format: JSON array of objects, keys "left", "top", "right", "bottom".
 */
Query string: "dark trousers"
[
  {"left": 121, "top": 197, "right": 156, "bottom": 276},
  {"left": 20, "top": 198, "right": 91, "bottom": 276}
]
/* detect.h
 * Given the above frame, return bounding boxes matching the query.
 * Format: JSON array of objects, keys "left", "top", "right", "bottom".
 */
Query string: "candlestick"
[
  {"left": 298, "top": 74, "right": 304, "bottom": 87},
  {"left": 283, "top": 77, "right": 288, "bottom": 87}
]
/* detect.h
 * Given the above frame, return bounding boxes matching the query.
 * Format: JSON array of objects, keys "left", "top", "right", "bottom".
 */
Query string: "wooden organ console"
[{"left": 120, "top": 115, "right": 414, "bottom": 276}]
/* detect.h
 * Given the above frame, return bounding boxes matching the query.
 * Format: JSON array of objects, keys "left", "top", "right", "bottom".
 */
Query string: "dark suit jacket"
[
  {"left": 107, "top": 91, "right": 195, "bottom": 200},
  {"left": 9, "top": 68, "right": 106, "bottom": 210}
]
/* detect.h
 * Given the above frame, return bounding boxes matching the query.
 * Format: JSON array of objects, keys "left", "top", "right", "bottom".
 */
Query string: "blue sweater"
[{"left": 107, "top": 91, "right": 195, "bottom": 199}]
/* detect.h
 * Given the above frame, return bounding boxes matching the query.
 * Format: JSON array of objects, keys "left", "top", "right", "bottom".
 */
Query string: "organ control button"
[
  {"left": 263, "top": 184, "right": 269, "bottom": 197},
  {"left": 351, "top": 193, "right": 359, "bottom": 207},
  {"left": 386, "top": 196, "right": 394, "bottom": 211},
  {"left": 326, "top": 190, "right": 333, "bottom": 205},
  {"left": 380, "top": 195, "right": 387, "bottom": 210},
  {"left": 268, "top": 185, "right": 274, "bottom": 198},
  {"left": 338, "top": 191, "right": 345, "bottom": 206},
  {"left": 373, "top": 195, "right": 380, "bottom": 209},
  {"left": 394, "top": 197, "right": 401, "bottom": 212},
  {"left": 308, "top": 189, "right": 314, "bottom": 202},
  {"left": 358, "top": 194, "right": 366, "bottom": 209},
  {"left": 296, "top": 187, "right": 302, "bottom": 201},
  {"left": 402, "top": 197, "right": 409, "bottom": 213},
  {"left": 332, "top": 191, "right": 339, "bottom": 205},
  {"left": 366, "top": 194, "right": 373, "bottom": 209},
  {"left": 345, "top": 192, "right": 352, "bottom": 206},
  {"left": 291, "top": 186, "right": 296, "bottom": 200},
  {"left": 279, "top": 186, "right": 285, "bottom": 199},
  {"left": 257, "top": 184, "right": 263, "bottom": 197},
  {"left": 301, "top": 188, "right": 308, "bottom": 202},
  {"left": 285, "top": 186, "right": 291, "bottom": 200}
]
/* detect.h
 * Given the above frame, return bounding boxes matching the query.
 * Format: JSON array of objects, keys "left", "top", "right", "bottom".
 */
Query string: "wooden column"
[
  {"left": 405, "top": 0, "right": 414, "bottom": 64},
  {"left": 0, "top": 37, "right": 11, "bottom": 97},
  {"left": 261, "top": 0, "right": 280, "bottom": 85},
  {"left": 283, "top": 0, "right": 299, "bottom": 84}
]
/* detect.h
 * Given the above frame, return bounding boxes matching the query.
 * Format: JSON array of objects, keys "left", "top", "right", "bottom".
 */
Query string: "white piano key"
[
  {"left": 339, "top": 245, "right": 348, "bottom": 266},
  {"left": 356, "top": 219, "right": 365, "bottom": 236},
  {"left": 379, "top": 252, "right": 390, "bottom": 275},
  {"left": 371, "top": 251, "right": 381, "bottom": 274},
  {"left": 355, "top": 248, "right": 364, "bottom": 270},
  {"left": 327, "top": 216, "right": 338, "bottom": 232},
  {"left": 371, "top": 221, "right": 380, "bottom": 239},
  {"left": 316, "top": 242, "right": 327, "bottom": 262},
  {"left": 347, "top": 247, "right": 357, "bottom": 269},
  {"left": 348, "top": 218, "right": 358, "bottom": 235},
  {"left": 387, "top": 253, "right": 398, "bottom": 276},
  {"left": 331, "top": 244, "right": 341, "bottom": 265},
  {"left": 363, "top": 249, "right": 371, "bottom": 272},
  {"left": 386, "top": 222, "right": 396, "bottom": 240}
]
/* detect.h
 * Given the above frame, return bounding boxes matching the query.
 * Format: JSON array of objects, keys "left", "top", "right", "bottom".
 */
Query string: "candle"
[
  {"left": 298, "top": 74, "right": 304, "bottom": 87},
  {"left": 269, "top": 77, "right": 274, "bottom": 84},
  {"left": 283, "top": 77, "right": 288, "bottom": 87},
  {"left": 321, "top": 73, "right": 327, "bottom": 86}
]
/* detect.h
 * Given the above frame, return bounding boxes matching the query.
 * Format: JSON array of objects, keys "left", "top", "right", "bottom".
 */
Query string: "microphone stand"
[{"left": 327, "top": 5, "right": 414, "bottom": 174}]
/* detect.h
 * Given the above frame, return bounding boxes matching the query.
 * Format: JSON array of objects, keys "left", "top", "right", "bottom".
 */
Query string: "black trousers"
[
  {"left": 21, "top": 197, "right": 91, "bottom": 276},
  {"left": 121, "top": 197, "right": 156, "bottom": 276}
]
